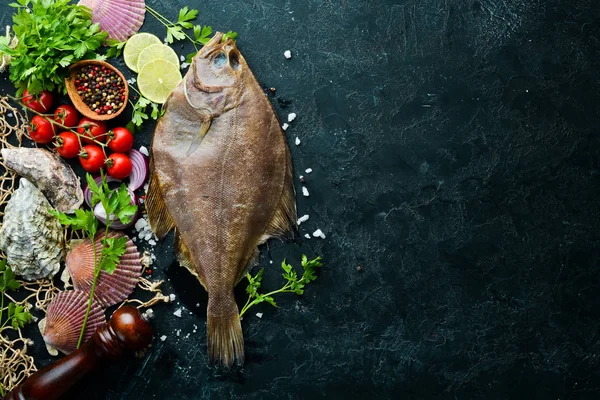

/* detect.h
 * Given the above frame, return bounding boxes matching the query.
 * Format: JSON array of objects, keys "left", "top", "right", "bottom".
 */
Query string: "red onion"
[
  {"left": 127, "top": 149, "right": 148, "bottom": 191},
  {"left": 83, "top": 175, "right": 123, "bottom": 208},
  {"left": 93, "top": 187, "right": 138, "bottom": 230}
]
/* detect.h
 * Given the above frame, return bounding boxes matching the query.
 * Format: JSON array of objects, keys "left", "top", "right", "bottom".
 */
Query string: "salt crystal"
[
  {"left": 256, "top": 313, "right": 263, "bottom": 319},
  {"left": 295, "top": 137, "right": 301, "bottom": 146},
  {"left": 304, "top": 233, "right": 311, "bottom": 239},
  {"left": 196, "top": 303, "right": 200, "bottom": 307},
  {"left": 288, "top": 113, "right": 297, "bottom": 122},
  {"left": 180, "top": 62, "right": 190, "bottom": 70},
  {"left": 282, "top": 123, "right": 289, "bottom": 131},
  {"left": 269, "top": 260, "right": 273, "bottom": 264},
  {"left": 144, "top": 183, "right": 149, "bottom": 192},
  {"left": 302, "top": 186, "right": 309, "bottom": 197},
  {"left": 284, "top": 50, "right": 292, "bottom": 59},
  {"left": 144, "top": 233, "right": 152, "bottom": 241},
  {"left": 169, "top": 294, "right": 176, "bottom": 302},
  {"left": 149, "top": 239, "right": 157, "bottom": 246},
  {"left": 298, "top": 214, "right": 309, "bottom": 224},
  {"left": 134, "top": 218, "right": 147, "bottom": 231},
  {"left": 305, "top": 168, "right": 313, "bottom": 174},
  {"left": 312, "top": 229, "right": 326, "bottom": 239},
  {"left": 176, "top": 330, "right": 181, "bottom": 336},
  {"left": 139, "top": 146, "right": 149, "bottom": 156},
  {"left": 299, "top": 175, "right": 304, "bottom": 180},
  {"left": 160, "top": 335, "right": 167, "bottom": 341},
  {"left": 144, "top": 308, "right": 155, "bottom": 319},
  {"left": 7, "top": 113, "right": 12, "bottom": 118},
  {"left": 180, "top": 55, "right": 185, "bottom": 62},
  {"left": 173, "top": 308, "right": 183, "bottom": 318}
]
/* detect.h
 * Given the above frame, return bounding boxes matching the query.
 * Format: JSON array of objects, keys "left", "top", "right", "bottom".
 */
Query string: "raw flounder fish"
[{"left": 146, "top": 32, "right": 296, "bottom": 366}]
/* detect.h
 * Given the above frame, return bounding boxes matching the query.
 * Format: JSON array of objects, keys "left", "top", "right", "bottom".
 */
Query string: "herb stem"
[
  {"left": 145, "top": 5, "right": 199, "bottom": 51},
  {"left": 76, "top": 232, "right": 99, "bottom": 349},
  {"left": 0, "top": 292, "right": 4, "bottom": 329}
]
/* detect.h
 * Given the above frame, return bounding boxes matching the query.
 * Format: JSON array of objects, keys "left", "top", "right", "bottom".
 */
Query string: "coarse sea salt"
[
  {"left": 160, "top": 335, "right": 167, "bottom": 341},
  {"left": 304, "top": 233, "right": 311, "bottom": 239},
  {"left": 295, "top": 137, "right": 301, "bottom": 145},
  {"left": 288, "top": 113, "right": 297, "bottom": 122},
  {"left": 173, "top": 308, "right": 183, "bottom": 318},
  {"left": 298, "top": 214, "right": 309, "bottom": 224},
  {"left": 139, "top": 146, "right": 149, "bottom": 156},
  {"left": 282, "top": 123, "right": 289, "bottom": 131},
  {"left": 312, "top": 229, "right": 326, "bottom": 239},
  {"left": 284, "top": 50, "right": 292, "bottom": 59},
  {"left": 256, "top": 313, "right": 263, "bottom": 318},
  {"left": 169, "top": 294, "right": 176, "bottom": 302},
  {"left": 302, "top": 186, "right": 309, "bottom": 197},
  {"left": 305, "top": 168, "right": 313, "bottom": 174}
]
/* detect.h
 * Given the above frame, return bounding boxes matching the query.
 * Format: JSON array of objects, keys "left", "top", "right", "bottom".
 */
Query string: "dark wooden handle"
[{"left": 4, "top": 306, "right": 152, "bottom": 400}]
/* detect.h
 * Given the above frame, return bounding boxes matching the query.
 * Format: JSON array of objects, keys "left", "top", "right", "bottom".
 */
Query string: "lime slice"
[
  {"left": 137, "top": 59, "right": 182, "bottom": 104},
  {"left": 123, "top": 33, "right": 162, "bottom": 72},
  {"left": 137, "top": 44, "right": 180, "bottom": 72}
]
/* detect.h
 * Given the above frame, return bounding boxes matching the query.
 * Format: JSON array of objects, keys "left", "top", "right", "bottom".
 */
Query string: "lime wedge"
[
  {"left": 123, "top": 33, "right": 162, "bottom": 73},
  {"left": 137, "top": 59, "right": 182, "bottom": 104},
  {"left": 137, "top": 44, "right": 180, "bottom": 72}
]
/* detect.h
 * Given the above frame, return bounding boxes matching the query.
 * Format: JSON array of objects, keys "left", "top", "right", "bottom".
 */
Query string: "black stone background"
[{"left": 2, "top": 0, "right": 600, "bottom": 398}]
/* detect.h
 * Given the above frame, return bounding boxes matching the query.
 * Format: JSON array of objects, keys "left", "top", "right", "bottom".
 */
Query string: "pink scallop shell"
[
  {"left": 66, "top": 231, "right": 142, "bottom": 307},
  {"left": 78, "top": 0, "right": 146, "bottom": 42},
  {"left": 43, "top": 290, "right": 105, "bottom": 355}
]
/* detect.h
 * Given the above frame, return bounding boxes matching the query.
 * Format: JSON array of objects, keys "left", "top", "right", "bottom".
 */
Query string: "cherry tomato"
[
  {"left": 54, "top": 132, "right": 81, "bottom": 158},
  {"left": 29, "top": 115, "right": 55, "bottom": 144},
  {"left": 79, "top": 145, "right": 105, "bottom": 173},
  {"left": 22, "top": 89, "right": 54, "bottom": 113},
  {"left": 107, "top": 127, "right": 134, "bottom": 153},
  {"left": 53, "top": 105, "right": 79, "bottom": 128},
  {"left": 106, "top": 153, "right": 132, "bottom": 179},
  {"left": 77, "top": 118, "right": 108, "bottom": 144}
]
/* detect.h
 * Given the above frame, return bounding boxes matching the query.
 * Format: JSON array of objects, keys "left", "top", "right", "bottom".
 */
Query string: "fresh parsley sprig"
[
  {"left": 0, "top": 260, "right": 32, "bottom": 331},
  {"left": 51, "top": 172, "right": 137, "bottom": 347},
  {"left": 1, "top": 0, "right": 108, "bottom": 96},
  {"left": 239, "top": 256, "right": 323, "bottom": 318},
  {"left": 145, "top": 5, "right": 238, "bottom": 63}
]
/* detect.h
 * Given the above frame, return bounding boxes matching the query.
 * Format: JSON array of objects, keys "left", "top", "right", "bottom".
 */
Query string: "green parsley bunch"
[{"left": 1, "top": 0, "right": 108, "bottom": 96}]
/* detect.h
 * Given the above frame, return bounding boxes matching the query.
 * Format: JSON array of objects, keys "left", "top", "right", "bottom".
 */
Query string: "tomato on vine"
[
  {"left": 29, "top": 115, "right": 55, "bottom": 144},
  {"left": 79, "top": 145, "right": 105, "bottom": 173},
  {"left": 22, "top": 89, "right": 54, "bottom": 113},
  {"left": 53, "top": 105, "right": 79, "bottom": 127},
  {"left": 107, "top": 127, "right": 134, "bottom": 153},
  {"left": 106, "top": 153, "right": 132, "bottom": 179},
  {"left": 54, "top": 132, "right": 81, "bottom": 158},
  {"left": 77, "top": 118, "right": 108, "bottom": 143}
]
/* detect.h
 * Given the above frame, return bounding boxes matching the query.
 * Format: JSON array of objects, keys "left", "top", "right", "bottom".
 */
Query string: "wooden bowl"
[{"left": 65, "top": 60, "right": 129, "bottom": 121}]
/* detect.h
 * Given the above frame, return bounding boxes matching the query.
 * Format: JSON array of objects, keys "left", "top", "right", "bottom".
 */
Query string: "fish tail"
[{"left": 207, "top": 293, "right": 244, "bottom": 367}]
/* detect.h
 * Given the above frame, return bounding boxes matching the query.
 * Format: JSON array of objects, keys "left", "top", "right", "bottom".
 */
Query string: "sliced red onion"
[
  {"left": 93, "top": 187, "right": 138, "bottom": 230},
  {"left": 83, "top": 175, "right": 123, "bottom": 208},
  {"left": 127, "top": 149, "right": 148, "bottom": 191}
]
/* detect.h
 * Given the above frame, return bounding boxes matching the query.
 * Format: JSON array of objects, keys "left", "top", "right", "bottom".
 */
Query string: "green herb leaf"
[
  {"left": 99, "top": 236, "right": 128, "bottom": 274},
  {"left": 166, "top": 26, "right": 185, "bottom": 44},
  {"left": 105, "top": 38, "right": 126, "bottom": 59},
  {"left": 8, "top": 303, "right": 32, "bottom": 329},
  {"left": 222, "top": 31, "right": 238, "bottom": 42},
  {"left": 178, "top": 6, "right": 198, "bottom": 25},
  {"left": 0, "top": 261, "right": 20, "bottom": 292},
  {"left": 114, "top": 184, "right": 137, "bottom": 224}
]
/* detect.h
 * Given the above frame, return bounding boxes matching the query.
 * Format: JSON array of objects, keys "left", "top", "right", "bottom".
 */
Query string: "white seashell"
[
  {"left": 78, "top": 0, "right": 146, "bottom": 42},
  {"left": 66, "top": 231, "right": 142, "bottom": 307},
  {"left": 2, "top": 148, "right": 84, "bottom": 213},
  {"left": 0, "top": 179, "right": 64, "bottom": 281},
  {"left": 42, "top": 290, "right": 105, "bottom": 355}
]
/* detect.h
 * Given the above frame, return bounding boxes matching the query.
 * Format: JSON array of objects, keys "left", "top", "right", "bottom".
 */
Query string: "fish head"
[{"left": 188, "top": 32, "right": 245, "bottom": 99}]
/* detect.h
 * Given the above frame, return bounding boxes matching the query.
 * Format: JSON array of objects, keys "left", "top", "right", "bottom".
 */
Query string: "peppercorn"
[{"left": 73, "top": 65, "right": 126, "bottom": 115}]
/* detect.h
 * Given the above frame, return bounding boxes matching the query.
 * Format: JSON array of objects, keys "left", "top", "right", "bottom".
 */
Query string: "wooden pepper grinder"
[{"left": 4, "top": 306, "right": 153, "bottom": 400}]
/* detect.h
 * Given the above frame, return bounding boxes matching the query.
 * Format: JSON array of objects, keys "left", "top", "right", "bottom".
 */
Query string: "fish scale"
[{"left": 146, "top": 32, "right": 297, "bottom": 367}]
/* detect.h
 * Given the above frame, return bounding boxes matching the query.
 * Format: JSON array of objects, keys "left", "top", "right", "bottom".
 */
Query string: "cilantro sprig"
[
  {"left": 145, "top": 5, "right": 238, "bottom": 63},
  {"left": 239, "top": 256, "right": 323, "bottom": 318},
  {"left": 0, "top": 260, "right": 32, "bottom": 331},
  {"left": 1, "top": 0, "right": 108, "bottom": 96},
  {"left": 127, "top": 92, "right": 164, "bottom": 132},
  {"left": 51, "top": 172, "right": 137, "bottom": 348}
]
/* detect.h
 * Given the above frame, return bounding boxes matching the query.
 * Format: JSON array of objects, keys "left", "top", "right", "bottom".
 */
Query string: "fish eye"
[
  {"left": 213, "top": 53, "right": 227, "bottom": 68},
  {"left": 229, "top": 53, "right": 240, "bottom": 70}
]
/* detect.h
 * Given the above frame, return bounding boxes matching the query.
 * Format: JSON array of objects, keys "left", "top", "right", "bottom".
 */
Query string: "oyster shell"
[
  {"left": 1, "top": 147, "right": 84, "bottom": 213},
  {"left": 0, "top": 178, "right": 65, "bottom": 281},
  {"left": 66, "top": 231, "right": 142, "bottom": 307},
  {"left": 42, "top": 290, "right": 105, "bottom": 355}
]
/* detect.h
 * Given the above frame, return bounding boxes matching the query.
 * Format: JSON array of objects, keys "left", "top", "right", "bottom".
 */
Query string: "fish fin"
[
  {"left": 235, "top": 247, "right": 259, "bottom": 285},
  {"left": 185, "top": 116, "right": 212, "bottom": 157},
  {"left": 145, "top": 167, "right": 175, "bottom": 239},
  {"left": 175, "top": 229, "right": 207, "bottom": 290},
  {"left": 207, "top": 293, "right": 244, "bottom": 367},
  {"left": 261, "top": 148, "right": 297, "bottom": 241}
]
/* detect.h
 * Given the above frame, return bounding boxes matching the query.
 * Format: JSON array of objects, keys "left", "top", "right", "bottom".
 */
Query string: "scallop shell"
[
  {"left": 78, "top": 0, "right": 146, "bottom": 42},
  {"left": 2, "top": 148, "right": 84, "bottom": 213},
  {"left": 0, "top": 178, "right": 64, "bottom": 281},
  {"left": 66, "top": 231, "right": 142, "bottom": 307},
  {"left": 42, "top": 290, "right": 105, "bottom": 355}
]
